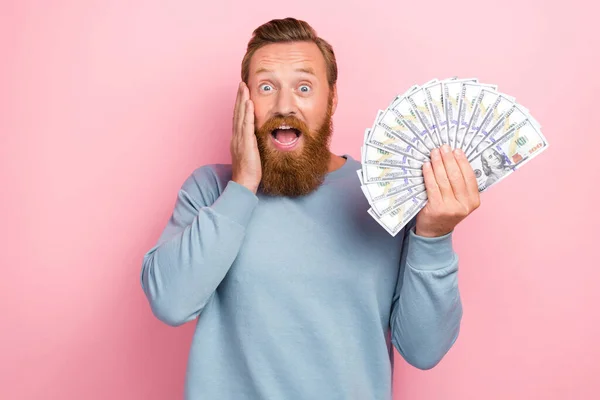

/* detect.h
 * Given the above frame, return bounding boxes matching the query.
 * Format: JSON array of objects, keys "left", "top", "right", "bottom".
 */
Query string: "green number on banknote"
[{"left": 516, "top": 137, "right": 528, "bottom": 146}]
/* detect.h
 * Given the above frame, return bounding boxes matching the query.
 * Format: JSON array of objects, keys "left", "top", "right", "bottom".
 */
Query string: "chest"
[{"left": 222, "top": 191, "right": 404, "bottom": 302}]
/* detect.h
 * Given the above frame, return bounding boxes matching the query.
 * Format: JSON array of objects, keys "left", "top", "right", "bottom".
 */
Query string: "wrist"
[
  {"left": 406, "top": 228, "right": 456, "bottom": 271},
  {"left": 414, "top": 226, "right": 452, "bottom": 238},
  {"left": 231, "top": 175, "right": 259, "bottom": 194},
  {"left": 212, "top": 180, "right": 259, "bottom": 227}
]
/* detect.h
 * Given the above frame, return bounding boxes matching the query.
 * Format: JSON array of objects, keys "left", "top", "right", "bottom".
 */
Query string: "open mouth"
[{"left": 270, "top": 125, "right": 301, "bottom": 149}]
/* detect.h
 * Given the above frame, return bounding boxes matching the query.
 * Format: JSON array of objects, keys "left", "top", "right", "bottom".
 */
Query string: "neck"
[{"left": 327, "top": 152, "right": 346, "bottom": 173}]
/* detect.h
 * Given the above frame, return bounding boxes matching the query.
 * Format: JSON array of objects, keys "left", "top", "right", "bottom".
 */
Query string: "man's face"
[
  {"left": 482, "top": 148, "right": 503, "bottom": 169},
  {"left": 247, "top": 41, "right": 338, "bottom": 197}
]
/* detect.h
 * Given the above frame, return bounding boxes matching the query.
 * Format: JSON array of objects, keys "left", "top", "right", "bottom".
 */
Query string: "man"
[{"left": 140, "top": 17, "right": 480, "bottom": 400}]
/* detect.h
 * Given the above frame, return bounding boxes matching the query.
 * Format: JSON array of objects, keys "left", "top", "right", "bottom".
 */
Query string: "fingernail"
[
  {"left": 423, "top": 161, "right": 431, "bottom": 169},
  {"left": 431, "top": 148, "right": 440, "bottom": 159},
  {"left": 454, "top": 148, "right": 464, "bottom": 157},
  {"left": 441, "top": 144, "right": 451, "bottom": 154}
]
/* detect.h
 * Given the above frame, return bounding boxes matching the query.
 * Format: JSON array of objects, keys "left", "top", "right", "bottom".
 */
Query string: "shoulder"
[
  {"left": 330, "top": 154, "right": 370, "bottom": 206},
  {"left": 180, "top": 163, "right": 233, "bottom": 207},
  {"left": 337, "top": 154, "right": 362, "bottom": 189},
  {"left": 344, "top": 155, "right": 362, "bottom": 172}
]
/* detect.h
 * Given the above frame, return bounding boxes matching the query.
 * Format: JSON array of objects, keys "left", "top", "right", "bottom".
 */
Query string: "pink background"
[{"left": 2, "top": 0, "right": 599, "bottom": 399}]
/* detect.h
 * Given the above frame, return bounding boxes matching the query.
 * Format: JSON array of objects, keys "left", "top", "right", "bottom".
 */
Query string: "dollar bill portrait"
[{"left": 478, "top": 147, "right": 512, "bottom": 187}]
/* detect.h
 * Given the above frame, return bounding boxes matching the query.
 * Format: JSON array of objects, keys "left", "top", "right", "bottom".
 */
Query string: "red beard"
[{"left": 254, "top": 97, "right": 334, "bottom": 197}]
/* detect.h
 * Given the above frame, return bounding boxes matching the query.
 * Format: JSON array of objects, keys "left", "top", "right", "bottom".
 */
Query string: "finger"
[
  {"left": 430, "top": 147, "right": 453, "bottom": 200},
  {"left": 236, "top": 83, "right": 249, "bottom": 136},
  {"left": 440, "top": 144, "right": 468, "bottom": 203},
  {"left": 422, "top": 161, "right": 442, "bottom": 205},
  {"left": 242, "top": 99, "right": 254, "bottom": 138},
  {"left": 454, "top": 148, "right": 480, "bottom": 201},
  {"left": 233, "top": 82, "right": 244, "bottom": 134}
]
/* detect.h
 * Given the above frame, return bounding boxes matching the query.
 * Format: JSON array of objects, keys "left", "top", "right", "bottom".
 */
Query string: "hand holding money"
[
  {"left": 415, "top": 145, "right": 480, "bottom": 237},
  {"left": 358, "top": 77, "right": 549, "bottom": 237},
  {"left": 231, "top": 82, "right": 262, "bottom": 193}
]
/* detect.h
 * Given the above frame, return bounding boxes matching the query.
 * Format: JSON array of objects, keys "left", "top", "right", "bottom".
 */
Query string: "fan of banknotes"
[{"left": 357, "top": 77, "right": 549, "bottom": 236}]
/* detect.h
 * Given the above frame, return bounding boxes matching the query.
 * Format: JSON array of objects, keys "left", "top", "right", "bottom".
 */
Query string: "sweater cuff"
[
  {"left": 406, "top": 227, "right": 457, "bottom": 271},
  {"left": 211, "top": 180, "right": 258, "bottom": 227}
]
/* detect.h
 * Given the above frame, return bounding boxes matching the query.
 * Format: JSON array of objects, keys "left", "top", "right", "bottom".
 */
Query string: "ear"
[{"left": 330, "top": 84, "right": 338, "bottom": 115}]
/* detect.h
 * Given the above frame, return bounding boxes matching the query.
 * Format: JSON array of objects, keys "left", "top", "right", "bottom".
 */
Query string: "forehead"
[{"left": 249, "top": 41, "right": 328, "bottom": 79}]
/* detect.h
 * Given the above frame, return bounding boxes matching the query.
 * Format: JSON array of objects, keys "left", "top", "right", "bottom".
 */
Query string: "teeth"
[
  {"left": 273, "top": 136, "right": 299, "bottom": 145},
  {"left": 278, "top": 125, "right": 291, "bottom": 130}
]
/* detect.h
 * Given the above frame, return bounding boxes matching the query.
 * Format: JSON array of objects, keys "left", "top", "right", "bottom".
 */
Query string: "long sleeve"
[
  {"left": 390, "top": 218, "right": 463, "bottom": 370},
  {"left": 140, "top": 166, "right": 259, "bottom": 327}
]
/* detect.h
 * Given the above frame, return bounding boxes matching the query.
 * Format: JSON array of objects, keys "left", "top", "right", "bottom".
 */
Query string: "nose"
[{"left": 273, "top": 87, "right": 297, "bottom": 117}]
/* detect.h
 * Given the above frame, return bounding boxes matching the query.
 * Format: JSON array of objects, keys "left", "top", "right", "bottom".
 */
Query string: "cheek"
[
  {"left": 299, "top": 97, "right": 329, "bottom": 129},
  {"left": 251, "top": 100, "right": 270, "bottom": 128}
]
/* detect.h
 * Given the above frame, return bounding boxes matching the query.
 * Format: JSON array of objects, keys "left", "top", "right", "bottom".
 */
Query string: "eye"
[
  {"left": 299, "top": 85, "right": 311, "bottom": 93},
  {"left": 260, "top": 84, "right": 273, "bottom": 92}
]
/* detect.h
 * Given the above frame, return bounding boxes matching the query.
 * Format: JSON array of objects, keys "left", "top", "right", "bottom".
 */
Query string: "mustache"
[{"left": 256, "top": 115, "right": 310, "bottom": 136}]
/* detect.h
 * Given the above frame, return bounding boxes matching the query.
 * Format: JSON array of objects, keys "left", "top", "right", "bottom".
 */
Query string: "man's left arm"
[{"left": 390, "top": 145, "right": 481, "bottom": 370}]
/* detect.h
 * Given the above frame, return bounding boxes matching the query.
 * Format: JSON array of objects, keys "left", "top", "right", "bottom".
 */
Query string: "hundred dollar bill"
[
  {"left": 462, "top": 89, "right": 515, "bottom": 155},
  {"left": 366, "top": 115, "right": 430, "bottom": 159},
  {"left": 361, "top": 144, "right": 427, "bottom": 169},
  {"left": 443, "top": 78, "right": 478, "bottom": 149},
  {"left": 367, "top": 191, "right": 428, "bottom": 237},
  {"left": 360, "top": 164, "right": 423, "bottom": 183},
  {"left": 374, "top": 110, "right": 431, "bottom": 158},
  {"left": 390, "top": 90, "right": 438, "bottom": 151},
  {"left": 359, "top": 176, "right": 425, "bottom": 204},
  {"left": 370, "top": 183, "right": 426, "bottom": 216},
  {"left": 455, "top": 82, "right": 498, "bottom": 150},
  {"left": 422, "top": 78, "right": 440, "bottom": 86},
  {"left": 469, "top": 118, "right": 548, "bottom": 192},
  {"left": 466, "top": 104, "right": 537, "bottom": 161},
  {"left": 423, "top": 77, "right": 457, "bottom": 146},
  {"left": 406, "top": 80, "right": 442, "bottom": 147},
  {"left": 357, "top": 168, "right": 365, "bottom": 184},
  {"left": 385, "top": 84, "right": 420, "bottom": 111}
]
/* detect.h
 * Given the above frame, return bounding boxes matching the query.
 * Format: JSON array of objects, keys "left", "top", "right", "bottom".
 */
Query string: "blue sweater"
[{"left": 140, "top": 154, "right": 462, "bottom": 400}]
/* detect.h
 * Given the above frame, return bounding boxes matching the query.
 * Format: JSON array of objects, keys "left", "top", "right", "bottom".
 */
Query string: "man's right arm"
[
  {"left": 141, "top": 81, "right": 260, "bottom": 327},
  {"left": 140, "top": 167, "right": 258, "bottom": 327}
]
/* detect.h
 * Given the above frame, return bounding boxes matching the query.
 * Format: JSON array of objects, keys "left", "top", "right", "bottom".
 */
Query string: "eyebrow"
[{"left": 255, "top": 67, "right": 317, "bottom": 76}]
